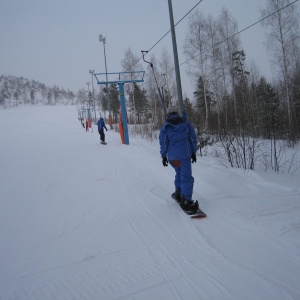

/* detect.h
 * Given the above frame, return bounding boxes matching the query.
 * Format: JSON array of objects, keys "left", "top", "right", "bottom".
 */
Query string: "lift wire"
[
  {"left": 133, "top": 0, "right": 203, "bottom": 68},
  {"left": 112, "top": 0, "right": 298, "bottom": 93},
  {"left": 147, "top": 0, "right": 204, "bottom": 54},
  {"left": 178, "top": 0, "right": 299, "bottom": 68},
  {"left": 135, "top": 0, "right": 299, "bottom": 117},
  {"left": 111, "top": 1, "right": 203, "bottom": 87},
  {"left": 125, "top": 0, "right": 203, "bottom": 112}
]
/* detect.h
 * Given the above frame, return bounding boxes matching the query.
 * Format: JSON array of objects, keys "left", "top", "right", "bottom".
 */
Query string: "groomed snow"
[{"left": 0, "top": 105, "right": 299, "bottom": 300}]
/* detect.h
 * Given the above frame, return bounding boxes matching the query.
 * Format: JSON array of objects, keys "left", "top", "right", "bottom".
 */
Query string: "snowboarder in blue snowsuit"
[
  {"left": 97, "top": 117, "right": 108, "bottom": 144},
  {"left": 159, "top": 106, "right": 199, "bottom": 212}
]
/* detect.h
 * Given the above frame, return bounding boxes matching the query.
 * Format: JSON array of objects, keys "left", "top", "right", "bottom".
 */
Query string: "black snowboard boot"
[
  {"left": 180, "top": 195, "right": 199, "bottom": 214},
  {"left": 171, "top": 188, "right": 181, "bottom": 203}
]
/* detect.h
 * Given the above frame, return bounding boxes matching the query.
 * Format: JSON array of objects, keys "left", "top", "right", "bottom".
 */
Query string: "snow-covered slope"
[{"left": 0, "top": 105, "right": 299, "bottom": 300}]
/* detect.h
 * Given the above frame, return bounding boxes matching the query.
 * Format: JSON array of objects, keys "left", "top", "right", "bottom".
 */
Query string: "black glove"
[
  {"left": 162, "top": 157, "right": 168, "bottom": 167},
  {"left": 191, "top": 153, "right": 197, "bottom": 163},
  {"left": 106, "top": 129, "right": 108, "bottom": 131}
]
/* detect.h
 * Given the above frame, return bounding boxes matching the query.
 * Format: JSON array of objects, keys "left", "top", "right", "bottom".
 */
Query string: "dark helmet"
[{"left": 166, "top": 106, "right": 178, "bottom": 120}]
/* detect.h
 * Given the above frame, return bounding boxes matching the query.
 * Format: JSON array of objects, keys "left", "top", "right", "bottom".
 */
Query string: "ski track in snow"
[{"left": 0, "top": 106, "right": 300, "bottom": 300}]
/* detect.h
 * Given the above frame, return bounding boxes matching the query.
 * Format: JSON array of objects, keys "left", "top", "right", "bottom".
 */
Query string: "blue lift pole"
[
  {"left": 118, "top": 83, "right": 129, "bottom": 145},
  {"left": 93, "top": 71, "right": 145, "bottom": 146}
]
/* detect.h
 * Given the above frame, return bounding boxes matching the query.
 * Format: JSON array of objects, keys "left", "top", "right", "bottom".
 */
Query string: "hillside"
[
  {"left": 0, "top": 105, "right": 300, "bottom": 300},
  {"left": 0, "top": 75, "right": 76, "bottom": 107}
]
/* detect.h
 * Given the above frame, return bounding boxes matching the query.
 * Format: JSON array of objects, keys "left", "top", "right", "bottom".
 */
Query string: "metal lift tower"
[{"left": 94, "top": 71, "right": 145, "bottom": 145}]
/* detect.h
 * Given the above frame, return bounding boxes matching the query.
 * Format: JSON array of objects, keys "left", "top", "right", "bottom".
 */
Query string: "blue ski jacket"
[
  {"left": 97, "top": 118, "right": 107, "bottom": 132},
  {"left": 159, "top": 113, "right": 198, "bottom": 160}
]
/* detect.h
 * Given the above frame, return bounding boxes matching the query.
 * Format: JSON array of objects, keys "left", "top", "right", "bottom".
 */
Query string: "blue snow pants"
[{"left": 170, "top": 158, "right": 194, "bottom": 200}]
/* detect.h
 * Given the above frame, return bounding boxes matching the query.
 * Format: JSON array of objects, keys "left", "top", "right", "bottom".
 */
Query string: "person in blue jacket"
[
  {"left": 97, "top": 117, "right": 108, "bottom": 144},
  {"left": 159, "top": 106, "right": 199, "bottom": 212}
]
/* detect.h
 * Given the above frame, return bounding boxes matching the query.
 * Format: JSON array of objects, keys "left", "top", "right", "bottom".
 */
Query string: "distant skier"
[
  {"left": 86, "top": 120, "right": 89, "bottom": 132},
  {"left": 159, "top": 106, "right": 199, "bottom": 213},
  {"left": 97, "top": 117, "right": 108, "bottom": 144}
]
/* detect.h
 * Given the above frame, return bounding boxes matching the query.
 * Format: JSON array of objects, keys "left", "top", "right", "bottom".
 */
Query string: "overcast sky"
[{"left": 1, "top": 0, "right": 299, "bottom": 99}]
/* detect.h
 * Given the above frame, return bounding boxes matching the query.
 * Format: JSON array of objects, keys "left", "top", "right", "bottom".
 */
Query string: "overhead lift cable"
[
  {"left": 135, "top": 0, "right": 203, "bottom": 67},
  {"left": 179, "top": 0, "right": 299, "bottom": 68}
]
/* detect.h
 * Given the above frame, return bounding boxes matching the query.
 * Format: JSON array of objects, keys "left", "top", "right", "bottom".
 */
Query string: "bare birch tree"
[
  {"left": 121, "top": 48, "right": 143, "bottom": 124},
  {"left": 260, "top": 0, "right": 300, "bottom": 138},
  {"left": 218, "top": 8, "right": 241, "bottom": 128},
  {"left": 206, "top": 15, "right": 223, "bottom": 131},
  {"left": 184, "top": 9, "right": 211, "bottom": 131}
]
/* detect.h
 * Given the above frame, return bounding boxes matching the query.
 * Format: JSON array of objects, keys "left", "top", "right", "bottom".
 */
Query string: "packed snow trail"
[{"left": 0, "top": 106, "right": 300, "bottom": 300}]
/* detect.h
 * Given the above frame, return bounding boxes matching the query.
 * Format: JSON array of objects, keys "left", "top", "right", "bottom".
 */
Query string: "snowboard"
[{"left": 172, "top": 194, "right": 207, "bottom": 218}]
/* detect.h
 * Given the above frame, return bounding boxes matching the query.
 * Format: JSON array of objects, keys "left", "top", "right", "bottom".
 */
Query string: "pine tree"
[
  {"left": 255, "top": 77, "right": 283, "bottom": 139},
  {"left": 108, "top": 84, "right": 120, "bottom": 123},
  {"left": 128, "top": 83, "right": 148, "bottom": 123}
]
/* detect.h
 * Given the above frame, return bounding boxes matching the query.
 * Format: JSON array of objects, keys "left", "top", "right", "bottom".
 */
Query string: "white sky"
[{"left": 1, "top": 0, "right": 299, "bottom": 99}]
